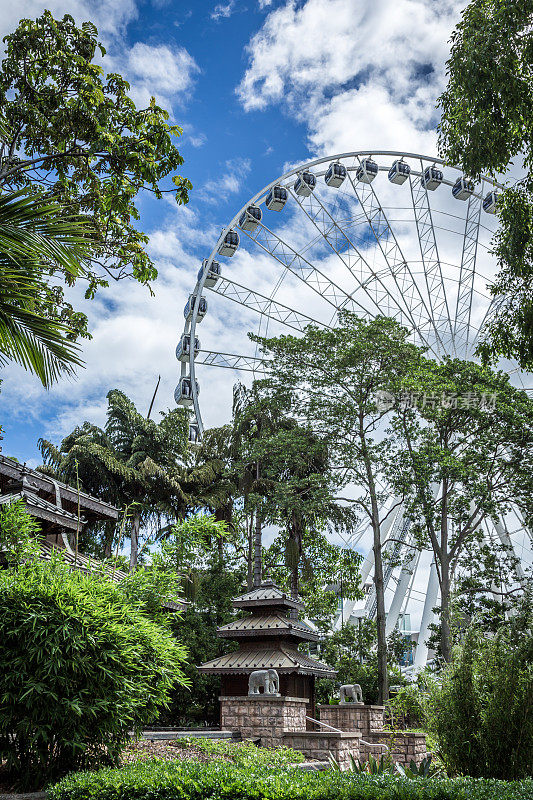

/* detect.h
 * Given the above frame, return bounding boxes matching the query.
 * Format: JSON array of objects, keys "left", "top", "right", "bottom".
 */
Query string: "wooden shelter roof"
[
  {"left": 217, "top": 612, "right": 319, "bottom": 642},
  {"left": 198, "top": 643, "right": 335, "bottom": 677},
  {"left": 232, "top": 579, "right": 304, "bottom": 611}
]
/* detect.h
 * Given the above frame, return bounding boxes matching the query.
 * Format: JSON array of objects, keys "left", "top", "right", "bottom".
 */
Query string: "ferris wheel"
[{"left": 175, "top": 150, "right": 533, "bottom": 666}]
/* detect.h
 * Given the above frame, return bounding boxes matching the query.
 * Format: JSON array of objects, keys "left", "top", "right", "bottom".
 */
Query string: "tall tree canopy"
[
  {"left": 254, "top": 312, "right": 425, "bottom": 704},
  {"left": 0, "top": 11, "right": 191, "bottom": 349},
  {"left": 39, "top": 389, "right": 190, "bottom": 564},
  {"left": 389, "top": 357, "right": 533, "bottom": 661},
  {"left": 438, "top": 0, "right": 533, "bottom": 368}
]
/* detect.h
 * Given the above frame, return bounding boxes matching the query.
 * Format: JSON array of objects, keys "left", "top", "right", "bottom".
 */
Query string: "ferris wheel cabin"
[
  {"left": 356, "top": 157, "right": 378, "bottom": 184},
  {"left": 266, "top": 185, "right": 288, "bottom": 211},
  {"left": 218, "top": 229, "right": 239, "bottom": 257},
  {"left": 483, "top": 190, "right": 499, "bottom": 214},
  {"left": 174, "top": 377, "right": 199, "bottom": 407},
  {"left": 388, "top": 160, "right": 411, "bottom": 185},
  {"left": 239, "top": 205, "right": 262, "bottom": 231},
  {"left": 294, "top": 171, "right": 316, "bottom": 196},
  {"left": 176, "top": 334, "right": 200, "bottom": 362},
  {"left": 452, "top": 177, "right": 475, "bottom": 201},
  {"left": 325, "top": 162, "right": 347, "bottom": 188},
  {"left": 198, "top": 259, "right": 221, "bottom": 288},
  {"left": 188, "top": 423, "right": 200, "bottom": 443},
  {"left": 421, "top": 165, "right": 443, "bottom": 190},
  {"left": 184, "top": 294, "right": 208, "bottom": 321}
]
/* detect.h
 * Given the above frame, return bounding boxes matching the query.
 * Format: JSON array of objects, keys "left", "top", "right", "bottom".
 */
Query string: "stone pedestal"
[
  {"left": 283, "top": 731, "right": 361, "bottom": 769},
  {"left": 220, "top": 695, "right": 307, "bottom": 748},
  {"left": 317, "top": 703, "right": 385, "bottom": 737},
  {"left": 361, "top": 731, "right": 428, "bottom": 767}
]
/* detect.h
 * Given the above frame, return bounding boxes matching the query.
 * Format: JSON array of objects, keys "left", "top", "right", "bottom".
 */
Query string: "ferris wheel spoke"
[
  {"left": 239, "top": 217, "right": 369, "bottom": 316},
  {"left": 453, "top": 186, "right": 483, "bottom": 355},
  {"left": 206, "top": 275, "right": 328, "bottom": 333},
  {"left": 345, "top": 160, "right": 446, "bottom": 356},
  {"left": 196, "top": 350, "right": 266, "bottom": 372},
  {"left": 286, "top": 185, "right": 413, "bottom": 323},
  {"left": 409, "top": 164, "right": 455, "bottom": 351}
]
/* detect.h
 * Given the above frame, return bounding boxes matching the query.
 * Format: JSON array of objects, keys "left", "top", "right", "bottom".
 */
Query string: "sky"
[{"left": 0, "top": 0, "right": 473, "bottom": 465}]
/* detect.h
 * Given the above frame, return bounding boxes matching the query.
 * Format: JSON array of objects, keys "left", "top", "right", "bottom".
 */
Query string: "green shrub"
[
  {"left": 49, "top": 757, "right": 533, "bottom": 800},
  {"left": 424, "top": 593, "right": 533, "bottom": 779},
  {"left": 173, "top": 737, "right": 304, "bottom": 766},
  {"left": 0, "top": 556, "right": 189, "bottom": 790}
]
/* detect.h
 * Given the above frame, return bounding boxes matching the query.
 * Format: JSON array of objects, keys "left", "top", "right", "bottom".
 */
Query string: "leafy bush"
[
  {"left": 173, "top": 738, "right": 304, "bottom": 766},
  {"left": 0, "top": 497, "right": 41, "bottom": 563},
  {"left": 424, "top": 593, "right": 533, "bottom": 779},
  {"left": 49, "top": 757, "right": 533, "bottom": 800},
  {"left": 387, "top": 672, "right": 436, "bottom": 730},
  {"left": 0, "top": 556, "right": 189, "bottom": 789}
]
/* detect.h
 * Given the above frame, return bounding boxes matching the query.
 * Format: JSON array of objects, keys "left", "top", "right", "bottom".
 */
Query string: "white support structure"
[
  {"left": 386, "top": 539, "right": 418, "bottom": 637},
  {"left": 414, "top": 559, "right": 439, "bottom": 668}
]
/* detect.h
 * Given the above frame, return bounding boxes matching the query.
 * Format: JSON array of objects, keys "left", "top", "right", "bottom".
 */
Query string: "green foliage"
[
  {"left": 39, "top": 389, "right": 190, "bottom": 561},
  {"left": 265, "top": 532, "right": 363, "bottom": 628},
  {"left": 0, "top": 496, "right": 40, "bottom": 562},
  {"left": 0, "top": 188, "right": 93, "bottom": 385},
  {"left": 438, "top": 0, "right": 533, "bottom": 368},
  {"left": 0, "top": 556, "right": 189, "bottom": 789},
  {"left": 254, "top": 312, "right": 426, "bottom": 703},
  {"left": 389, "top": 356, "right": 533, "bottom": 660},
  {"left": 173, "top": 738, "right": 305, "bottom": 766},
  {"left": 0, "top": 11, "right": 191, "bottom": 279},
  {"left": 387, "top": 675, "right": 436, "bottom": 731},
  {"left": 0, "top": 12, "right": 191, "bottom": 362},
  {"left": 49, "top": 756, "right": 533, "bottom": 800},
  {"left": 424, "top": 593, "right": 533, "bottom": 779}
]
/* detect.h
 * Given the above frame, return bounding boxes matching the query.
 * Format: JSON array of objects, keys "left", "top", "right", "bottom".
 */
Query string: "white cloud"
[
  {"left": 237, "top": 0, "right": 465, "bottom": 156},
  {"left": 0, "top": 0, "right": 137, "bottom": 44},
  {"left": 210, "top": 1, "right": 235, "bottom": 21},
  {"left": 197, "top": 158, "right": 251, "bottom": 203}
]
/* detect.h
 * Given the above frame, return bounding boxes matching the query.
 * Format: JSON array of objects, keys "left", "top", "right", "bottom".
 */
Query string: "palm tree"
[
  {"left": 0, "top": 188, "right": 92, "bottom": 387},
  {"left": 39, "top": 390, "right": 191, "bottom": 565}
]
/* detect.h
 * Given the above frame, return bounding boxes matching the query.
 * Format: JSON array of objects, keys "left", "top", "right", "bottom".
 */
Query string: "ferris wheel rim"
[{"left": 184, "top": 149, "right": 506, "bottom": 434}]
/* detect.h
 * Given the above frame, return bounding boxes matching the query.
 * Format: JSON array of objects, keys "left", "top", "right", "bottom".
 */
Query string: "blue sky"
[{"left": 1, "top": 0, "right": 471, "bottom": 465}]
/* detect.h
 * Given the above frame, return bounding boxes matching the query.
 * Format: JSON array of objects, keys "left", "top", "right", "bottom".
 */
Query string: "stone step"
[{"left": 141, "top": 729, "right": 240, "bottom": 741}]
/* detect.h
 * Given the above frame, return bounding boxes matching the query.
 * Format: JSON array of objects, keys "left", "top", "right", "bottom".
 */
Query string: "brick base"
[
  {"left": 361, "top": 731, "right": 428, "bottom": 767},
  {"left": 283, "top": 731, "right": 361, "bottom": 769},
  {"left": 220, "top": 695, "right": 307, "bottom": 749},
  {"left": 317, "top": 703, "right": 385, "bottom": 737}
]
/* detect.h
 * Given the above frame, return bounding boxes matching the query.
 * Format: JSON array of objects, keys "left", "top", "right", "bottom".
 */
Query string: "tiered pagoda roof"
[{"left": 199, "top": 579, "right": 335, "bottom": 678}]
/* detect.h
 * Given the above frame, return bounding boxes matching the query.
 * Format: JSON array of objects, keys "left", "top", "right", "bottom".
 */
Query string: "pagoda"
[{"left": 198, "top": 578, "right": 335, "bottom": 719}]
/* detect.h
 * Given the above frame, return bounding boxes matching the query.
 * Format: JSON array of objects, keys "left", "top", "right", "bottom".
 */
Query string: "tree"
[
  {"left": 438, "top": 0, "right": 533, "bottom": 369},
  {"left": 39, "top": 389, "right": 190, "bottom": 565},
  {"left": 254, "top": 312, "right": 424, "bottom": 703},
  {"left": 0, "top": 11, "right": 191, "bottom": 344},
  {"left": 0, "top": 188, "right": 92, "bottom": 386},
  {"left": 424, "top": 591, "right": 533, "bottom": 779},
  {"left": 0, "top": 550, "right": 189, "bottom": 789},
  {"left": 389, "top": 357, "right": 533, "bottom": 662}
]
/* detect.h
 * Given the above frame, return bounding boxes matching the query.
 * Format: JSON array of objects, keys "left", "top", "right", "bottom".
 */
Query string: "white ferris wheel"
[{"left": 175, "top": 150, "right": 533, "bottom": 668}]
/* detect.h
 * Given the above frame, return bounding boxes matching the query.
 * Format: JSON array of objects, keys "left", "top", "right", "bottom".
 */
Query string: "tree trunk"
[
  {"left": 129, "top": 514, "right": 140, "bottom": 571},
  {"left": 247, "top": 513, "right": 254, "bottom": 590},
  {"left": 253, "top": 461, "right": 262, "bottom": 587},
  {"left": 440, "top": 560, "right": 452, "bottom": 662},
  {"left": 372, "top": 514, "right": 389, "bottom": 705},
  {"left": 440, "top": 481, "right": 451, "bottom": 662},
  {"left": 361, "top": 427, "right": 388, "bottom": 705},
  {"left": 253, "top": 512, "right": 262, "bottom": 588}
]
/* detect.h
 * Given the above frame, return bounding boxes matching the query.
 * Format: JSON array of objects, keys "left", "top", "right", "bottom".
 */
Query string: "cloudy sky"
[{"left": 1, "top": 0, "right": 476, "bottom": 465}]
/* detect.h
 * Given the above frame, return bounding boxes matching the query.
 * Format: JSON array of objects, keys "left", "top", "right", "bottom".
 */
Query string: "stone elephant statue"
[
  {"left": 248, "top": 668, "right": 280, "bottom": 696},
  {"left": 339, "top": 683, "right": 363, "bottom": 704}
]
